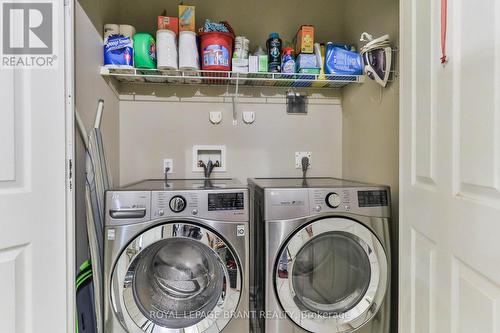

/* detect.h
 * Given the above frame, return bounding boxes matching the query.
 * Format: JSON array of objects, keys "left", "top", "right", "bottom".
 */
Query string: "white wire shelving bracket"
[{"left": 100, "top": 67, "right": 365, "bottom": 90}]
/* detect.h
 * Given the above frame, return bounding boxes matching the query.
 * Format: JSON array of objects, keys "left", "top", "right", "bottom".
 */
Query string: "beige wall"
[
  {"left": 115, "top": 0, "right": 345, "bottom": 49},
  {"left": 341, "top": 1, "right": 399, "bottom": 331},
  {"left": 342, "top": 0, "right": 399, "bottom": 210},
  {"left": 91, "top": 0, "right": 350, "bottom": 186},
  {"left": 77, "top": 0, "right": 117, "bottom": 37},
  {"left": 75, "top": 2, "right": 120, "bottom": 267},
  {"left": 119, "top": 86, "right": 342, "bottom": 185}
]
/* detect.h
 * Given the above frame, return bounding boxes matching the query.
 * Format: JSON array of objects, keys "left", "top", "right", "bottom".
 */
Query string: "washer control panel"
[
  {"left": 152, "top": 189, "right": 249, "bottom": 222},
  {"left": 208, "top": 192, "right": 245, "bottom": 211},
  {"left": 105, "top": 191, "right": 151, "bottom": 226},
  {"left": 106, "top": 188, "right": 249, "bottom": 225}
]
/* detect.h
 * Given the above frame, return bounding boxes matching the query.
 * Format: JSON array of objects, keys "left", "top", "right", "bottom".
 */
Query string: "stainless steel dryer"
[
  {"left": 248, "top": 178, "right": 391, "bottom": 333},
  {"left": 104, "top": 179, "right": 249, "bottom": 333}
]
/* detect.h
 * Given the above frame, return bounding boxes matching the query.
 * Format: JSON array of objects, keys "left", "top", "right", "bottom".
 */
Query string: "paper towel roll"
[
  {"left": 104, "top": 24, "right": 119, "bottom": 40},
  {"left": 179, "top": 31, "right": 199, "bottom": 70},
  {"left": 156, "top": 30, "right": 178, "bottom": 70},
  {"left": 119, "top": 24, "right": 136, "bottom": 38}
]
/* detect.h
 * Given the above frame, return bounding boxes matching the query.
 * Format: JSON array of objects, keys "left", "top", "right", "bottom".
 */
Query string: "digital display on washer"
[
  {"left": 208, "top": 192, "right": 245, "bottom": 211},
  {"left": 358, "top": 190, "right": 388, "bottom": 207}
]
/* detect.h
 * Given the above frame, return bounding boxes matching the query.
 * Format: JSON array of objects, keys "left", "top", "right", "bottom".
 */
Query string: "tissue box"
[
  {"left": 232, "top": 66, "right": 249, "bottom": 73},
  {"left": 232, "top": 58, "right": 249, "bottom": 67},
  {"left": 158, "top": 16, "right": 179, "bottom": 35},
  {"left": 249, "top": 55, "right": 258, "bottom": 72},
  {"left": 179, "top": 5, "right": 195, "bottom": 32},
  {"left": 296, "top": 53, "right": 318, "bottom": 70},
  {"left": 233, "top": 57, "right": 249, "bottom": 73}
]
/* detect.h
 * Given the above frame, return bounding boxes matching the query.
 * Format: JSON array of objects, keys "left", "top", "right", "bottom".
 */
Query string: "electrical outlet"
[
  {"left": 163, "top": 159, "right": 173, "bottom": 173},
  {"left": 295, "top": 152, "right": 312, "bottom": 169}
]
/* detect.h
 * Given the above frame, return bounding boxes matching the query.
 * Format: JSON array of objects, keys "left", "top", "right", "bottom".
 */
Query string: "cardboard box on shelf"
[
  {"left": 294, "top": 25, "right": 315, "bottom": 54},
  {"left": 296, "top": 53, "right": 318, "bottom": 70},
  {"left": 232, "top": 66, "right": 249, "bottom": 73},
  {"left": 179, "top": 5, "right": 195, "bottom": 32},
  {"left": 249, "top": 56, "right": 258, "bottom": 72},
  {"left": 157, "top": 16, "right": 179, "bottom": 35},
  {"left": 258, "top": 55, "right": 268, "bottom": 72},
  {"left": 232, "top": 58, "right": 249, "bottom": 67}
]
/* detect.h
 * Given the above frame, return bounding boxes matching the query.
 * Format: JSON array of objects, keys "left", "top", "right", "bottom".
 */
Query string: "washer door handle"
[{"left": 109, "top": 208, "right": 146, "bottom": 219}]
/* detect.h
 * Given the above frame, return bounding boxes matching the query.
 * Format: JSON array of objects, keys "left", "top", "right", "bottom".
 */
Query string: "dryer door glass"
[
  {"left": 275, "top": 217, "right": 388, "bottom": 333},
  {"left": 291, "top": 231, "right": 371, "bottom": 314},
  {"left": 111, "top": 223, "right": 242, "bottom": 333}
]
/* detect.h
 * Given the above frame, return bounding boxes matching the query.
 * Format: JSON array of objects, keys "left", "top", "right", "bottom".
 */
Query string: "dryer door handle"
[{"left": 110, "top": 208, "right": 147, "bottom": 219}]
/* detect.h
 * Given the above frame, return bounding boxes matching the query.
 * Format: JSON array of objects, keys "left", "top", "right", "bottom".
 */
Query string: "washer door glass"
[
  {"left": 275, "top": 217, "right": 388, "bottom": 333},
  {"left": 111, "top": 223, "right": 242, "bottom": 333},
  {"left": 132, "top": 237, "right": 224, "bottom": 328},
  {"left": 292, "top": 231, "right": 371, "bottom": 315}
]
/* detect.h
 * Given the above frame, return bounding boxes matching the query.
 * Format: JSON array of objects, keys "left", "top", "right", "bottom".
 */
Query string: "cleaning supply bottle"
[
  {"left": 133, "top": 33, "right": 157, "bottom": 69},
  {"left": 281, "top": 47, "right": 295, "bottom": 73},
  {"left": 267, "top": 32, "right": 282, "bottom": 73}
]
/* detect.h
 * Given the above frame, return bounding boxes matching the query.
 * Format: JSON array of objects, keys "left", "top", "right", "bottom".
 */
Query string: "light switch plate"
[{"left": 295, "top": 152, "right": 312, "bottom": 169}]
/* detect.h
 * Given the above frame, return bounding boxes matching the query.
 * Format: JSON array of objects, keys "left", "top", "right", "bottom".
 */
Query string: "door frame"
[
  {"left": 398, "top": 0, "right": 408, "bottom": 330},
  {"left": 64, "top": 0, "right": 75, "bottom": 332}
]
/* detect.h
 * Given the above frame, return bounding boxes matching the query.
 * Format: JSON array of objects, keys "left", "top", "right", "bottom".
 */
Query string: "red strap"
[{"left": 441, "top": 0, "right": 448, "bottom": 64}]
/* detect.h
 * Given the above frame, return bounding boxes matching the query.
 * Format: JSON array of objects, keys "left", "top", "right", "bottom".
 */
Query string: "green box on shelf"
[{"left": 298, "top": 68, "right": 321, "bottom": 74}]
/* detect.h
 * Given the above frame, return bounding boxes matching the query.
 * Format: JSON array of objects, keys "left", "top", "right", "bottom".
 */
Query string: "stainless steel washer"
[
  {"left": 104, "top": 179, "right": 250, "bottom": 333},
  {"left": 248, "top": 178, "right": 391, "bottom": 333}
]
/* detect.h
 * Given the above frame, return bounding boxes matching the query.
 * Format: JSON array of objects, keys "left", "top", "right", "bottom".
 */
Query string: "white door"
[
  {"left": 0, "top": 0, "right": 73, "bottom": 332},
  {"left": 400, "top": 0, "right": 500, "bottom": 332}
]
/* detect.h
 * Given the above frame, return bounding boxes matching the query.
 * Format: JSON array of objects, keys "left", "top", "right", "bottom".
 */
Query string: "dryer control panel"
[
  {"left": 310, "top": 187, "right": 390, "bottom": 217},
  {"left": 264, "top": 186, "right": 390, "bottom": 220}
]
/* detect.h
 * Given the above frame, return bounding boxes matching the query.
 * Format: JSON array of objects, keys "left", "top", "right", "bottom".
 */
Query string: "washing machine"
[
  {"left": 104, "top": 179, "right": 250, "bottom": 333},
  {"left": 248, "top": 178, "right": 391, "bottom": 333}
]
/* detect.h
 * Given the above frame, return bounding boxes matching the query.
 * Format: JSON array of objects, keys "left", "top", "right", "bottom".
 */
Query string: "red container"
[{"left": 199, "top": 32, "right": 234, "bottom": 71}]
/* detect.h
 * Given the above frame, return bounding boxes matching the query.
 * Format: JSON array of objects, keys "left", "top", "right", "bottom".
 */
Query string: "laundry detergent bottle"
[
  {"left": 133, "top": 33, "right": 157, "bottom": 69},
  {"left": 267, "top": 32, "right": 282, "bottom": 73}
]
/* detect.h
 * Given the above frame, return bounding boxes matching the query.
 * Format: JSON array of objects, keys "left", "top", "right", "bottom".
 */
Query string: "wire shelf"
[{"left": 100, "top": 66, "right": 365, "bottom": 89}]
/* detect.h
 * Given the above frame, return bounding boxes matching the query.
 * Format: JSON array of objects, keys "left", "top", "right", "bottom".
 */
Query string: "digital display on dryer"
[
  {"left": 208, "top": 192, "right": 245, "bottom": 211},
  {"left": 358, "top": 190, "right": 388, "bottom": 207}
]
